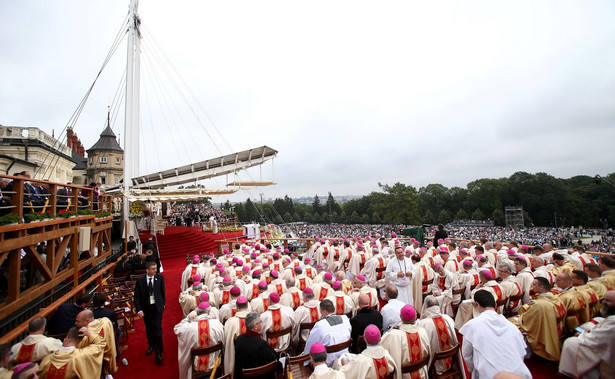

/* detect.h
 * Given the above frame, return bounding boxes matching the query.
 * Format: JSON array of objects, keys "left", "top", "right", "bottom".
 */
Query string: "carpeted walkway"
[{"left": 114, "top": 254, "right": 185, "bottom": 379}]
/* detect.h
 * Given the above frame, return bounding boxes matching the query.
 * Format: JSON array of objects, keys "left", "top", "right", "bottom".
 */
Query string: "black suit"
[
  {"left": 134, "top": 273, "right": 165, "bottom": 354},
  {"left": 234, "top": 330, "right": 279, "bottom": 379},
  {"left": 350, "top": 307, "right": 383, "bottom": 353}
]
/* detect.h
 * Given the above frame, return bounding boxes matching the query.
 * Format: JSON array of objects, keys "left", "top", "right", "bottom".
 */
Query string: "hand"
[
  {"left": 78, "top": 327, "right": 92, "bottom": 337},
  {"left": 397, "top": 272, "right": 404, "bottom": 278},
  {"left": 138, "top": 310, "right": 144, "bottom": 317},
  {"left": 405, "top": 271, "right": 412, "bottom": 277},
  {"left": 341, "top": 358, "right": 349, "bottom": 366},
  {"left": 433, "top": 291, "right": 440, "bottom": 296},
  {"left": 188, "top": 314, "right": 196, "bottom": 321}
]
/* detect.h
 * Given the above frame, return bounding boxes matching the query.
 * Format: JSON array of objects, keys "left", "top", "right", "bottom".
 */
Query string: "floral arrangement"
[
  {"left": 96, "top": 211, "right": 111, "bottom": 218},
  {"left": 57, "top": 209, "right": 73, "bottom": 218},
  {"left": 0, "top": 214, "right": 20, "bottom": 225},
  {"left": 129, "top": 201, "right": 145, "bottom": 218}
]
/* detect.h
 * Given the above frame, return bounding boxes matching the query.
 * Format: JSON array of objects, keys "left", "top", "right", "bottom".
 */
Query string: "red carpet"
[
  {"left": 114, "top": 255, "right": 185, "bottom": 379},
  {"left": 143, "top": 227, "right": 244, "bottom": 259}
]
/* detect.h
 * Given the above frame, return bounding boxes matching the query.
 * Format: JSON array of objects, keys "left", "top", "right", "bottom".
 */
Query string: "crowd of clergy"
[
  {"left": 0, "top": 303, "right": 118, "bottom": 379},
  {"left": 173, "top": 235, "right": 615, "bottom": 378}
]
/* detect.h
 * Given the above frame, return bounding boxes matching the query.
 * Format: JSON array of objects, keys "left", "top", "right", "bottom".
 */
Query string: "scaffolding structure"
[{"left": 505, "top": 206, "right": 524, "bottom": 228}]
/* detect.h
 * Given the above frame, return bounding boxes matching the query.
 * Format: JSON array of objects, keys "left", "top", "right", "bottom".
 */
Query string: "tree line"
[{"left": 224, "top": 172, "right": 615, "bottom": 228}]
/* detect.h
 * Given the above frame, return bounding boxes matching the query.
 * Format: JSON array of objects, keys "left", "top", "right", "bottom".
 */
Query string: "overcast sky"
[{"left": 2, "top": 1, "right": 615, "bottom": 203}]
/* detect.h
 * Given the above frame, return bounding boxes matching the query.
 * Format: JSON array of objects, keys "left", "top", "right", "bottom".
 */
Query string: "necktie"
[{"left": 149, "top": 278, "right": 153, "bottom": 292}]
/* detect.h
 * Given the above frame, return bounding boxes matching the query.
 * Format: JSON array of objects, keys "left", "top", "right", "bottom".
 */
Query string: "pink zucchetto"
[
  {"left": 364, "top": 324, "right": 381, "bottom": 344},
  {"left": 310, "top": 342, "right": 326, "bottom": 354},
  {"left": 460, "top": 249, "right": 467, "bottom": 255},
  {"left": 332, "top": 281, "right": 342, "bottom": 290},
  {"left": 211, "top": 258, "right": 217, "bottom": 265},
  {"left": 251, "top": 252, "right": 257, "bottom": 259},
  {"left": 237, "top": 259, "right": 244, "bottom": 266},
  {"left": 230, "top": 286, "right": 241, "bottom": 296},
  {"left": 324, "top": 272, "right": 333, "bottom": 282},
  {"left": 258, "top": 281, "right": 268, "bottom": 288},
  {"left": 193, "top": 257, "right": 200, "bottom": 264},
  {"left": 356, "top": 275, "right": 367, "bottom": 282},
  {"left": 242, "top": 265, "right": 251, "bottom": 273},
  {"left": 237, "top": 296, "right": 248, "bottom": 305},
  {"left": 316, "top": 265, "right": 324, "bottom": 269},
  {"left": 438, "top": 238, "right": 444, "bottom": 243},
  {"left": 232, "top": 257, "right": 238, "bottom": 263},
  {"left": 481, "top": 270, "right": 494, "bottom": 280},
  {"left": 305, "top": 258, "right": 311, "bottom": 263},
  {"left": 284, "top": 249, "right": 290, "bottom": 253},
  {"left": 294, "top": 266, "right": 303, "bottom": 274},
  {"left": 223, "top": 276, "right": 232, "bottom": 284},
  {"left": 263, "top": 262, "right": 270, "bottom": 268},
  {"left": 199, "top": 292, "right": 210, "bottom": 302},
  {"left": 507, "top": 249, "right": 517, "bottom": 255},
  {"left": 391, "top": 232, "right": 397, "bottom": 238},
  {"left": 254, "top": 259, "right": 260, "bottom": 264},
  {"left": 192, "top": 274, "right": 201, "bottom": 283},
  {"left": 273, "top": 253, "right": 280, "bottom": 259},
  {"left": 434, "top": 263, "right": 442, "bottom": 268},
  {"left": 303, "top": 287, "right": 314, "bottom": 294},
  {"left": 271, "top": 270, "right": 279, "bottom": 278},
  {"left": 462, "top": 260, "right": 473, "bottom": 266},
  {"left": 400, "top": 305, "right": 417, "bottom": 321},
  {"left": 517, "top": 255, "right": 528, "bottom": 263},
  {"left": 253, "top": 270, "right": 261, "bottom": 276},
  {"left": 225, "top": 249, "right": 232, "bottom": 255},
  {"left": 198, "top": 301, "right": 210, "bottom": 310},
  {"left": 269, "top": 292, "right": 280, "bottom": 303},
  {"left": 439, "top": 246, "right": 448, "bottom": 253},
  {"left": 216, "top": 263, "right": 224, "bottom": 269}
]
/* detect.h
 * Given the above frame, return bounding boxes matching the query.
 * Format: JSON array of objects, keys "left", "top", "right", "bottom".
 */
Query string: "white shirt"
[{"left": 380, "top": 299, "right": 405, "bottom": 331}]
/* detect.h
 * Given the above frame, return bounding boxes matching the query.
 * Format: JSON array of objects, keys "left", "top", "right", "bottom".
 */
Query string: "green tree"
[
  {"left": 325, "top": 192, "right": 341, "bottom": 223},
  {"left": 422, "top": 209, "right": 436, "bottom": 224},
  {"left": 372, "top": 182, "right": 419, "bottom": 224},
  {"left": 360, "top": 214, "right": 370, "bottom": 224},
  {"left": 372, "top": 211, "right": 382, "bottom": 224},
  {"left": 491, "top": 208, "right": 505, "bottom": 226},
  {"left": 438, "top": 209, "right": 450, "bottom": 224},
  {"left": 312, "top": 195, "right": 322, "bottom": 215},
  {"left": 350, "top": 211, "right": 361, "bottom": 223},
  {"left": 455, "top": 209, "right": 467, "bottom": 221},
  {"left": 471, "top": 209, "right": 485, "bottom": 220},
  {"left": 313, "top": 212, "right": 322, "bottom": 223}
]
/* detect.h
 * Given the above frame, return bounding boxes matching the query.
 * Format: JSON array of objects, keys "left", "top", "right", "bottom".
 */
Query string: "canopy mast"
[{"left": 123, "top": 0, "right": 141, "bottom": 223}]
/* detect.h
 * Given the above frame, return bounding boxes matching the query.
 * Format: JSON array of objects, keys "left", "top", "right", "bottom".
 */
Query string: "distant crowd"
[{"left": 169, "top": 203, "right": 229, "bottom": 228}]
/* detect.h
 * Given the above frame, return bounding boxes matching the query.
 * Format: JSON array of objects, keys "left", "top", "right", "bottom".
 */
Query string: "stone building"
[{"left": 86, "top": 123, "right": 124, "bottom": 188}]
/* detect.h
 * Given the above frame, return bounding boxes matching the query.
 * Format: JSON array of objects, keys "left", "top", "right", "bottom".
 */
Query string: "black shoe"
[
  {"left": 155, "top": 353, "right": 163, "bottom": 363},
  {"left": 146, "top": 346, "right": 154, "bottom": 355}
]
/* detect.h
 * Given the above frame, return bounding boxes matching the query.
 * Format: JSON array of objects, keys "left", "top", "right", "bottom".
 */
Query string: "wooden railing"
[
  {"left": 0, "top": 174, "right": 115, "bottom": 331},
  {"left": 0, "top": 258, "right": 119, "bottom": 345}
]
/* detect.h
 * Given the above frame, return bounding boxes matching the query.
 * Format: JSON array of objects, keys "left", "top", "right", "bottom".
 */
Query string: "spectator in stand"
[{"left": 47, "top": 294, "right": 92, "bottom": 336}]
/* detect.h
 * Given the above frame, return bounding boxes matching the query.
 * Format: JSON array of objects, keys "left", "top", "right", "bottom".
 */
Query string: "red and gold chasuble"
[
  {"left": 306, "top": 268, "right": 314, "bottom": 278},
  {"left": 268, "top": 309, "right": 282, "bottom": 348},
  {"left": 266, "top": 277, "right": 272, "bottom": 285},
  {"left": 372, "top": 357, "right": 389, "bottom": 379},
  {"left": 298, "top": 278, "right": 307, "bottom": 291},
  {"left": 405, "top": 332, "right": 423, "bottom": 379},
  {"left": 377, "top": 257, "right": 385, "bottom": 279},
  {"left": 263, "top": 299, "right": 269, "bottom": 311},
  {"left": 221, "top": 290, "right": 230, "bottom": 305},
  {"left": 197, "top": 319, "right": 211, "bottom": 370},
  {"left": 335, "top": 296, "right": 345, "bottom": 315},
  {"left": 47, "top": 363, "right": 69, "bottom": 379},
  {"left": 15, "top": 343, "right": 35, "bottom": 364},
  {"left": 309, "top": 307, "right": 319, "bottom": 322},
  {"left": 275, "top": 284, "right": 284, "bottom": 296},
  {"left": 359, "top": 254, "right": 366, "bottom": 270},
  {"left": 291, "top": 292, "right": 301, "bottom": 309},
  {"left": 252, "top": 284, "right": 260, "bottom": 299},
  {"left": 432, "top": 316, "right": 453, "bottom": 369},
  {"left": 190, "top": 266, "right": 198, "bottom": 278},
  {"left": 319, "top": 287, "right": 328, "bottom": 301},
  {"left": 554, "top": 303, "right": 567, "bottom": 336},
  {"left": 239, "top": 318, "right": 247, "bottom": 334}
]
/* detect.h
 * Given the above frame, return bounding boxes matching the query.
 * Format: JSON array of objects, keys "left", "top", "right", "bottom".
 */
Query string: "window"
[
  {"left": 115, "top": 157, "right": 121, "bottom": 164},
  {"left": 100, "top": 177, "right": 106, "bottom": 185},
  {"left": 99, "top": 156, "right": 107, "bottom": 163},
  {"left": 115, "top": 177, "right": 120, "bottom": 185}
]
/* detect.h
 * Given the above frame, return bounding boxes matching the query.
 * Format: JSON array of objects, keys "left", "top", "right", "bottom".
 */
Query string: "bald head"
[
  {"left": 358, "top": 293, "right": 370, "bottom": 308},
  {"left": 555, "top": 273, "right": 572, "bottom": 289},
  {"left": 75, "top": 309, "right": 94, "bottom": 327}
]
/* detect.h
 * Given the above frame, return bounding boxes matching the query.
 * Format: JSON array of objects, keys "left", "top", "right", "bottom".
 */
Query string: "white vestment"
[
  {"left": 381, "top": 324, "right": 431, "bottom": 379},
  {"left": 385, "top": 257, "right": 415, "bottom": 306},
  {"left": 173, "top": 314, "right": 225, "bottom": 379},
  {"left": 459, "top": 310, "right": 531, "bottom": 379}
]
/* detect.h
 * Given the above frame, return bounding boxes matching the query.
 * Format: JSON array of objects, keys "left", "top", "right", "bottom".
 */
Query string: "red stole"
[
  {"left": 405, "top": 332, "right": 423, "bottom": 379},
  {"left": 231, "top": 308, "right": 238, "bottom": 317},
  {"left": 99, "top": 328, "right": 105, "bottom": 337},
  {"left": 554, "top": 302, "right": 567, "bottom": 336},
  {"left": 275, "top": 284, "right": 283, "bottom": 296},
  {"left": 472, "top": 274, "right": 479, "bottom": 286},
  {"left": 367, "top": 292, "right": 373, "bottom": 307},
  {"left": 438, "top": 276, "right": 447, "bottom": 291},
  {"left": 268, "top": 309, "right": 282, "bottom": 348},
  {"left": 421, "top": 266, "right": 429, "bottom": 292},
  {"left": 197, "top": 319, "right": 211, "bottom": 370},
  {"left": 488, "top": 267, "right": 497, "bottom": 280},
  {"left": 432, "top": 316, "right": 453, "bottom": 369},
  {"left": 306, "top": 268, "right": 313, "bottom": 278},
  {"left": 372, "top": 356, "right": 389, "bottom": 379},
  {"left": 510, "top": 282, "right": 522, "bottom": 308},
  {"left": 266, "top": 277, "right": 272, "bottom": 285},
  {"left": 15, "top": 343, "right": 35, "bottom": 364},
  {"left": 309, "top": 307, "right": 319, "bottom": 322},
  {"left": 298, "top": 278, "right": 307, "bottom": 291},
  {"left": 239, "top": 318, "right": 247, "bottom": 334},
  {"left": 47, "top": 363, "right": 69, "bottom": 379},
  {"left": 221, "top": 290, "right": 230, "bottom": 305},
  {"left": 291, "top": 292, "right": 301, "bottom": 309},
  {"left": 335, "top": 296, "right": 345, "bottom": 315},
  {"left": 377, "top": 257, "right": 385, "bottom": 279},
  {"left": 190, "top": 266, "right": 198, "bottom": 278},
  {"left": 263, "top": 298, "right": 269, "bottom": 311},
  {"left": 492, "top": 285, "right": 503, "bottom": 302},
  {"left": 319, "top": 287, "right": 328, "bottom": 301},
  {"left": 323, "top": 246, "right": 329, "bottom": 258},
  {"left": 252, "top": 284, "right": 260, "bottom": 299}
]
